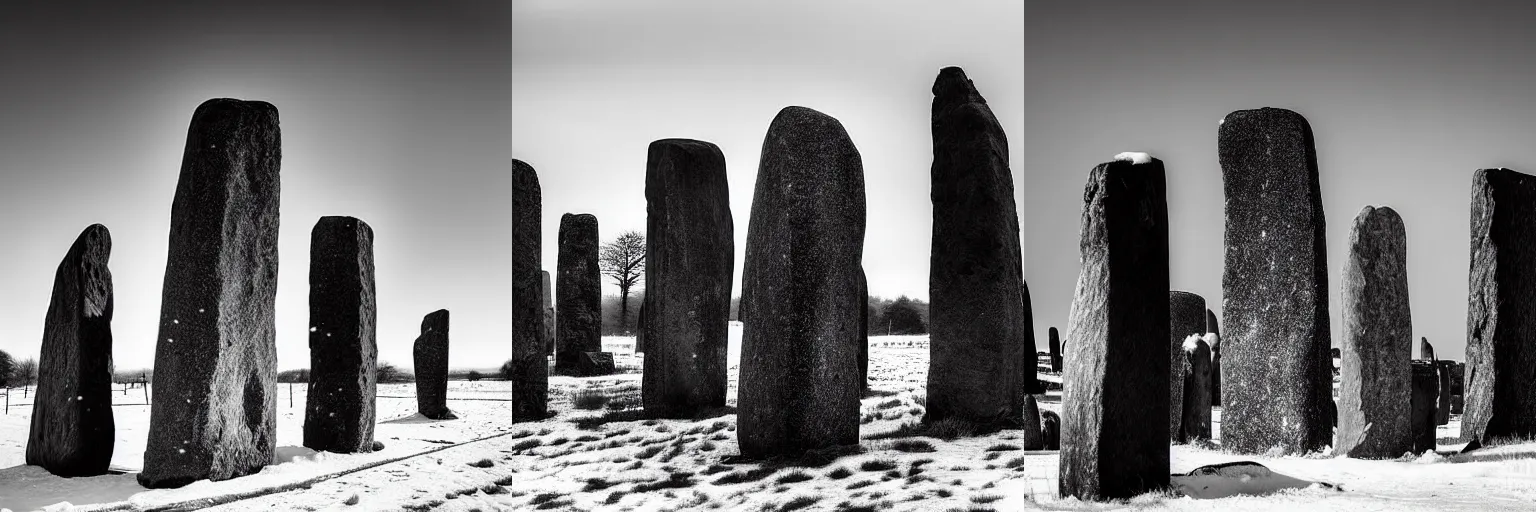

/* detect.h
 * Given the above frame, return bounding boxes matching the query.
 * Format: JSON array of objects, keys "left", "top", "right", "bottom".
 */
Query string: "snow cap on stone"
[{"left": 1113, "top": 151, "right": 1153, "bottom": 165}]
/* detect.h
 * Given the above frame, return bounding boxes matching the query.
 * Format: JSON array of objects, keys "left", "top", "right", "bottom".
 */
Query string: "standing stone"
[
  {"left": 140, "top": 99, "right": 280, "bottom": 489},
  {"left": 1335, "top": 206, "right": 1412, "bottom": 459},
  {"left": 737, "top": 106, "right": 865, "bottom": 458},
  {"left": 578, "top": 352, "right": 616, "bottom": 376},
  {"left": 512, "top": 159, "right": 548, "bottom": 422},
  {"left": 1041, "top": 410, "right": 1061, "bottom": 451},
  {"left": 1179, "top": 334, "right": 1214, "bottom": 443},
  {"left": 1450, "top": 363, "right": 1465, "bottom": 415},
  {"left": 1021, "top": 394, "right": 1044, "bottom": 450},
  {"left": 1206, "top": 310, "right": 1222, "bottom": 406},
  {"left": 555, "top": 213, "right": 602, "bottom": 374},
  {"left": 1420, "top": 337, "right": 1436, "bottom": 361},
  {"left": 542, "top": 271, "right": 555, "bottom": 356},
  {"left": 635, "top": 299, "right": 647, "bottom": 354},
  {"left": 1410, "top": 360, "right": 1439, "bottom": 454},
  {"left": 303, "top": 217, "right": 377, "bottom": 453},
  {"left": 641, "top": 138, "right": 734, "bottom": 418},
  {"left": 1048, "top": 327, "right": 1062, "bottom": 373},
  {"left": 1059, "top": 155, "right": 1169, "bottom": 500},
  {"left": 1169, "top": 291, "right": 1206, "bottom": 441},
  {"left": 858, "top": 269, "right": 870, "bottom": 391},
  {"left": 1465, "top": 168, "right": 1536, "bottom": 442},
  {"left": 1218, "top": 107, "right": 1333, "bottom": 455},
  {"left": 1436, "top": 361, "right": 1453, "bottom": 426},
  {"left": 27, "top": 224, "right": 114, "bottom": 476},
  {"left": 926, "top": 66, "right": 1031, "bottom": 430},
  {"left": 413, "top": 310, "right": 454, "bottom": 420}
]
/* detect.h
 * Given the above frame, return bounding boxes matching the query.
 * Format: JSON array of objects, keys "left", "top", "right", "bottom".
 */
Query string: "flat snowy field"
[{"left": 2, "top": 328, "right": 1533, "bottom": 511}]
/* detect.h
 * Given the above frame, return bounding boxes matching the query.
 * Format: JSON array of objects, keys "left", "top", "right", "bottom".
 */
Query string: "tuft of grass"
[
  {"left": 865, "top": 417, "right": 977, "bottom": 441},
  {"left": 583, "top": 478, "right": 616, "bottom": 492},
  {"left": 469, "top": 458, "right": 495, "bottom": 468},
  {"left": 636, "top": 445, "right": 665, "bottom": 459},
  {"left": 573, "top": 388, "right": 610, "bottom": 410},
  {"left": 891, "top": 439, "right": 936, "bottom": 453},
  {"left": 632, "top": 472, "right": 696, "bottom": 493},
  {"left": 605, "top": 491, "right": 624, "bottom": 505},
  {"left": 575, "top": 435, "right": 601, "bottom": 442},
  {"left": 481, "top": 484, "right": 508, "bottom": 495},
  {"left": 494, "top": 475, "right": 514, "bottom": 486},
  {"left": 985, "top": 444, "right": 1021, "bottom": 452},
  {"left": 713, "top": 467, "right": 778, "bottom": 486},
  {"left": 847, "top": 480, "right": 875, "bottom": 490},
  {"left": 342, "top": 494, "right": 360, "bottom": 506},
  {"left": 876, "top": 399, "right": 903, "bottom": 410},
  {"left": 911, "top": 458, "right": 933, "bottom": 468},
  {"left": 936, "top": 489, "right": 954, "bottom": 498},
  {"left": 860, "top": 459, "right": 897, "bottom": 472},
  {"left": 971, "top": 494, "right": 1003, "bottom": 504},
  {"left": 1004, "top": 457, "right": 1028, "bottom": 469},
  {"left": 777, "top": 495, "right": 821, "bottom": 512},
  {"left": 984, "top": 452, "right": 1002, "bottom": 461},
  {"left": 702, "top": 463, "right": 732, "bottom": 475},
  {"left": 776, "top": 470, "right": 814, "bottom": 484},
  {"left": 547, "top": 437, "right": 569, "bottom": 446},
  {"left": 827, "top": 466, "right": 853, "bottom": 479},
  {"left": 699, "top": 440, "right": 717, "bottom": 452},
  {"left": 511, "top": 438, "right": 542, "bottom": 451}
]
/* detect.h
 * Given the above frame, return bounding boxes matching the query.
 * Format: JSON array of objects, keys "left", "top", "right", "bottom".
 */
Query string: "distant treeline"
[{"left": 597, "top": 291, "right": 931, "bottom": 336}]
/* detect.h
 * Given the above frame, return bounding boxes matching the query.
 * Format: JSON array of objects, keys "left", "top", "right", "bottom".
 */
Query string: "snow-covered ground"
[{"left": 4, "top": 329, "right": 1533, "bottom": 511}]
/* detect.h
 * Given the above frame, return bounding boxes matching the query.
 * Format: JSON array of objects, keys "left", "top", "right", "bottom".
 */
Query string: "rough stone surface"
[
  {"left": 641, "top": 139, "right": 734, "bottom": 417},
  {"left": 1207, "top": 310, "right": 1222, "bottom": 406},
  {"left": 303, "top": 217, "right": 377, "bottom": 454},
  {"left": 1048, "top": 327, "right": 1062, "bottom": 373},
  {"left": 1451, "top": 363, "right": 1465, "bottom": 414},
  {"left": 27, "top": 224, "right": 115, "bottom": 476},
  {"left": 635, "top": 299, "right": 647, "bottom": 354},
  {"left": 1021, "top": 394, "right": 1044, "bottom": 450},
  {"left": 1218, "top": 107, "right": 1333, "bottom": 455},
  {"left": 1465, "top": 168, "right": 1536, "bottom": 442},
  {"left": 556, "top": 213, "right": 602, "bottom": 374},
  {"left": 1437, "top": 361, "right": 1453, "bottom": 426},
  {"left": 1336, "top": 206, "right": 1412, "bottom": 459},
  {"left": 1410, "top": 360, "right": 1439, "bottom": 453},
  {"left": 512, "top": 159, "right": 548, "bottom": 422},
  {"left": 578, "top": 352, "right": 616, "bottom": 377},
  {"left": 1421, "top": 337, "right": 1436, "bottom": 361},
  {"left": 1169, "top": 291, "right": 1206, "bottom": 441},
  {"left": 737, "top": 106, "right": 865, "bottom": 459},
  {"left": 927, "top": 66, "right": 1031, "bottom": 430},
  {"left": 859, "top": 269, "right": 870, "bottom": 390},
  {"left": 1179, "top": 334, "right": 1214, "bottom": 444},
  {"left": 1059, "top": 157, "right": 1169, "bottom": 500},
  {"left": 414, "top": 310, "right": 454, "bottom": 420},
  {"left": 1042, "top": 410, "right": 1061, "bottom": 450},
  {"left": 140, "top": 99, "right": 281, "bottom": 489},
  {"left": 542, "top": 271, "right": 555, "bottom": 356}
]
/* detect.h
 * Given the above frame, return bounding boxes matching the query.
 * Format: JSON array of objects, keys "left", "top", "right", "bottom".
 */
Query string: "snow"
[
  {"left": 1113, "top": 151, "right": 1153, "bottom": 165},
  {"left": 1182, "top": 334, "right": 1203, "bottom": 353}
]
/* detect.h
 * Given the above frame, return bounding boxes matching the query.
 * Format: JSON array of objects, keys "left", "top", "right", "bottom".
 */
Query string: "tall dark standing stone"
[
  {"left": 1206, "top": 310, "right": 1221, "bottom": 406},
  {"left": 512, "top": 159, "right": 547, "bottom": 422},
  {"left": 926, "top": 66, "right": 1030, "bottom": 430},
  {"left": 1218, "top": 107, "right": 1332, "bottom": 455},
  {"left": 1450, "top": 363, "right": 1465, "bottom": 414},
  {"left": 1042, "top": 410, "right": 1061, "bottom": 450},
  {"left": 1335, "top": 206, "right": 1412, "bottom": 459},
  {"left": 27, "top": 225, "right": 114, "bottom": 476},
  {"left": 1021, "top": 394, "right": 1044, "bottom": 450},
  {"left": 140, "top": 99, "right": 280, "bottom": 489},
  {"left": 303, "top": 217, "right": 377, "bottom": 453},
  {"left": 1048, "top": 327, "right": 1062, "bottom": 373},
  {"left": 641, "top": 138, "right": 734, "bottom": 418},
  {"left": 1059, "top": 155, "right": 1169, "bottom": 500},
  {"left": 1409, "top": 360, "right": 1439, "bottom": 453},
  {"left": 542, "top": 271, "right": 555, "bottom": 356},
  {"left": 1466, "top": 168, "right": 1536, "bottom": 442},
  {"left": 1179, "top": 335, "right": 1213, "bottom": 443},
  {"left": 858, "top": 269, "right": 870, "bottom": 391},
  {"left": 635, "top": 299, "right": 647, "bottom": 354},
  {"left": 555, "top": 213, "right": 601, "bottom": 374},
  {"left": 737, "top": 106, "right": 865, "bottom": 458},
  {"left": 1436, "top": 361, "right": 1452, "bottom": 426},
  {"left": 1169, "top": 291, "right": 1206, "bottom": 441},
  {"left": 414, "top": 310, "right": 453, "bottom": 420},
  {"left": 1420, "top": 337, "right": 1436, "bottom": 361}
]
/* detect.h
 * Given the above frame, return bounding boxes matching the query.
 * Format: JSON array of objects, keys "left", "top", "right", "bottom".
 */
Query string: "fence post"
[{"left": 142, "top": 373, "right": 149, "bottom": 406}]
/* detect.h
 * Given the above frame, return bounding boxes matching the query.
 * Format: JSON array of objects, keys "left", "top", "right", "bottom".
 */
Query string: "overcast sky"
[
  {"left": 1027, "top": 0, "right": 1536, "bottom": 362},
  {"left": 0, "top": 1, "right": 510, "bottom": 372},
  {"left": 513, "top": 0, "right": 1022, "bottom": 302}
]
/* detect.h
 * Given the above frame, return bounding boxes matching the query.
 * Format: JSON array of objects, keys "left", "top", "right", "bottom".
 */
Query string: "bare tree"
[
  {"left": 15, "top": 358, "right": 37, "bottom": 387},
  {"left": 600, "top": 230, "right": 646, "bottom": 332},
  {"left": 0, "top": 349, "right": 13, "bottom": 388}
]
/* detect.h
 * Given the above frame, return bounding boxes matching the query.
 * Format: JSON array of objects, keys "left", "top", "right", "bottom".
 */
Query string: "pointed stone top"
[
  {"left": 933, "top": 66, "right": 987, "bottom": 111},
  {"left": 423, "top": 309, "right": 449, "bottom": 333}
]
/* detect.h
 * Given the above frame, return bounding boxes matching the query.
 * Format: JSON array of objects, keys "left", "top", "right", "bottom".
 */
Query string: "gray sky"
[
  {"left": 0, "top": 1, "right": 511, "bottom": 372},
  {"left": 1026, "top": 0, "right": 1536, "bottom": 362},
  {"left": 513, "top": 0, "right": 1022, "bottom": 302}
]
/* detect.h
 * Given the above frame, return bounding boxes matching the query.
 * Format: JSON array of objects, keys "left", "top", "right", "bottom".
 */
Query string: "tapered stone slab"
[
  {"left": 578, "top": 352, "right": 616, "bottom": 377},
  {"left": 556, "top": 213, "right": 601, "bottom": 374},
  {"left": 1206, "top": 310, "right": 1222, "bottom": 406},
  {"left": 1336, "top": 206, "right": 1412, "bottom": 459},
  {"left": 303, "top": 217, "right": 378, "bottom": 453},
  {"left": 1450, "top": 363, "right": 1465, "bottom": 414},
  {"left": 1437, "top": 361, "right": 1453, "bottom": 426},
  {"left": 641, "top": 138, "right": 734, "bottom": 417},
  {"left": 926, "top": 66, "right": 1031, "bottom": 430},
  {"left": 27, "top": 224, "right": 114, "bottom": 476},
  {"left": 542, "top": 270, "right": 555, "bottom": 356},
  {"left": 1059, "top": 155, "right": 1169, "bottom": 500},
  {"left": 1169, "top": 291, "right": 1205, "bottom": 441},
  {"left": 1042, "top": 410, "right": 1061, "bottom": 451},
  {"left": 858, "top": 269, "right": 870, "bottom": 391},
  {"left": 1179, "top": 334, "right": 1213, "bottom": 444},
  {"left": 414, "top": 310, "right": 454, "bottom": 420},
  {"left": 1048, "top": 327, "right": 1062, "bottom": 373},
  {"left": 512, "top": 159, "right": 548, "bottom": 421},
  {"left": 737, "top": 106, "right": 865, "bottom": 458},
  {"left": 1410, "top": 360, "right": 1439, "bottom": 453},
  {"left": 1021, "top": 394, "right": 1044, "bottom": 450},
  {"left": 1420, "top": 338, "right": 1436, "bottom": 361},
  {"left": 140, "top": 99, "right": 280, "bottom": 489},
  {"left": 1465, "top": 168, "right": 1536, "bottom": 442},
  {"left": 1218, "top": 107, "right": 1333, "bottom": 455}
]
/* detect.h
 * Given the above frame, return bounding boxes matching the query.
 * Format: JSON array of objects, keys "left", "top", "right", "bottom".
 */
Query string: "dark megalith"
[
  {"left": 1410, "top": 360, "right": 1439, "bottom": 453},
  {"left": 635, "top": 298, "right": 647, "bottom": 354},
  {"left": 303, "top": 216, "right": 378, "bottom": 454},
  {"left": 1048, "top": 327, "right": 1062, "bottom": 373},
  {"left": 1021, "top": 394, "right": 1044, "bottom": 450},
  {"left": 1206, "top": 309, "right": 1222, "bottom": 406},
  {"left": 1059, "top": 154, "right": 1169, "bottom": 500},
  {"left": 512, "top": 159, "right": 548, "bottom": 422},
  {"left": 1042, "top": 410, "right": 1061, "bottom": 450},
  {"left": 737, "top": 106, "right": 865, "bottom": 459},
  {"left": 1218, "top": 107, "right": 1333, "bottom": 455},
  {"left": 542, "top": 270, "right": 555, "bottom": 356},
  {"left": 140, "top": 99, "right": 281, "bottom": 489},
  {"left": 1420, "top": 337, "right": 1436, "bottom": 361},
  {"left": 1465, "top": 168, "right": 1536, "bottom": 442},
  {"left": 926, "top": 66, "right": 1030, "bottom": 430},
  {"left": 641, "top": 138, "right": 734, "bottom": 417},
  {"left": 1336, "top": 206, "right": 1413, "bottom": 459},
  {"left": 555, "top": 213, "right": 602, "bottom": 374},
  {"left": 1437, "top": 361, "right": 1453, "bottom": 426},
  {"left": 414, "top": 310, "right": 455, "bottom": 420},
  {"left": 27, "top": 224, "right": 115, "bottom": 476},
  {"left": 1179, "top": 334, "right": 1213, "bottom": 444},
  {"left": 1450, "top": 362, "right": 1465, "bottom": 415},
  {"left": 1169, "top": 291, "right": 1206, "bottom": 441},
  {"left": 578, "top": 352, "right": 616, "bottom": 377},
  {"left": 859, "top": 269, "right": 870, "bottom": 391}
]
